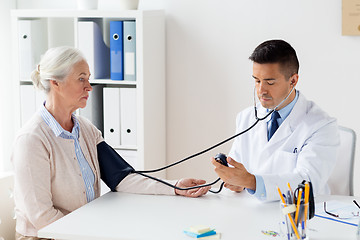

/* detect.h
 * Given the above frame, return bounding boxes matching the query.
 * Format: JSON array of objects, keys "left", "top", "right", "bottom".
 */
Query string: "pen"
[
  {"left": 302, "top": 220, "right": 305, "bottom": 239},
  {"left": 277, "top": 187, "right": 300, "bottom": 240},
  {"left": 287, "top": 190, "right": 293, "bottom": 205}
]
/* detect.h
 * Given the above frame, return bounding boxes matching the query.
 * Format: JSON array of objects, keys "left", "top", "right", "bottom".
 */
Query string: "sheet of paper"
[{"left": 315, "top": 200, "right": 359, "bottom": 226}]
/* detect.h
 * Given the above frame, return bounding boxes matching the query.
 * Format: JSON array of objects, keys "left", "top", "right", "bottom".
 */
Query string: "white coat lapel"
[
  {"left": 249, "top": 105, "right": 269, "bottom": 171},
  {"left": 267, "top": 118, "right": 292, "bottom": 145},
  {"left": 256, "top": 104, "right": 271, "bottom": 147},
  {"left": 263, "top": 92, "right": 307, "bottom": 148}
]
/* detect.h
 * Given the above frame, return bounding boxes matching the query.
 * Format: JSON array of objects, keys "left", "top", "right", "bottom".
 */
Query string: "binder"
[
  {"left": 20, "top": 85, "right": 37, "bottom": 126},
  {"left": 123, "top": 21, "right": 136, "bottom": 81},
  {"left": 18, "top": 19, "right": 47, "bottom": 80},
  {"left": 120, "top": 87, "right": 137, "bottom": 146},
  {"left": 103, "top": 87, "right": 121, "bottom": 147},
  {"left": 78, "top": 85, "right": 104, "bottom": 133},
  {"left": 77, "top": 20, "right": 110, "bottom": 79},
  {"left": 110, "top": 21, "right": 124, "bottom": 80}
]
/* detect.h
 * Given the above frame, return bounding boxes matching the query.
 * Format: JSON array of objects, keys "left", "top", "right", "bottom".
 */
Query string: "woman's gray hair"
[{"left": 31, "top": 46, "right": 86, "bottom": 93}]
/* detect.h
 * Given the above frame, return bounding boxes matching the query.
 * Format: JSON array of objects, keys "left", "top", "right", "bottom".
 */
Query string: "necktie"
[{"left": 268, "top": 111, "right": 280, "bottom": 140}]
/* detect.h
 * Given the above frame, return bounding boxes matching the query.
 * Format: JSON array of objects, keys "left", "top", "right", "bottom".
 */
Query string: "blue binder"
[
  {"left": 123, "top": 21, "right": 136, "bottom": 81},
  {"left": 110, "top": 21, "right": 124, "bottom": 80}
]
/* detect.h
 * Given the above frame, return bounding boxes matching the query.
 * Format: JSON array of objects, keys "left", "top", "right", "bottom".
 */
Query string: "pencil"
[
  {"left": 287, "top": 182, "right": 294, "bottom": 196},
  {"left": 303, "top": 182, "right": 310, "bottom": 227},
  {"left": 294, "top": 188, "right": 303, "bottom": 225},
  {"left": 277, "top": 187, "right": 300, "bottom": 239}
]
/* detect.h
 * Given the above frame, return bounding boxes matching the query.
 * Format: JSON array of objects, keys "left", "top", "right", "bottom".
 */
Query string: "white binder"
[
  {"left": 18, "top": 19, "right": 47, "bottom": 80},
  {"left": 115, "top": 149, "right": 138, "bottom": 169},
  {"left": 20, "top": 85, "right": 37, "bottom": 126},
  {"left": 103, "top": 87, "right": 121, "bottom": 147},
  {"left": 77, "top": 20, "right": 110, "bottom": 79},
  {"left": 120, "top": 87, "right": 137, "bottom": 146},
  {"left": 123, "top": 21, "right": 136, "bottom": 81},
  {"left": 35, "top": 90, "right": 46, "bottom": 109},
  {"left": 78, "top": 85, "right": 103, "bottom": 133}
]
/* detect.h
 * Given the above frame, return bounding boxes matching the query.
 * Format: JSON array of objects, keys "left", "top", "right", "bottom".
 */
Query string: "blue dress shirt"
[{"left": 40, "top": 104, "right": 95, "bottom": 203}]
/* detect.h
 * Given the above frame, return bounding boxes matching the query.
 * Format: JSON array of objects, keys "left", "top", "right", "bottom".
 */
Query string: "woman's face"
[{"left": 56, "top": 60, "right": 92, "bottom": 111}]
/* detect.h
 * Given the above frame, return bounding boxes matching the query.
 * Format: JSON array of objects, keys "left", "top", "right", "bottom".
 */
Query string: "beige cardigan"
[{"left": 12, "top": 113, "right": 175, "bottom": 237}]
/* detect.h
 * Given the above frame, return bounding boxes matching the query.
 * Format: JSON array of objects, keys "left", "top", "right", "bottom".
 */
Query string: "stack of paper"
[{"left": 184, "top": 225, "right": 221, "bottom": 239}]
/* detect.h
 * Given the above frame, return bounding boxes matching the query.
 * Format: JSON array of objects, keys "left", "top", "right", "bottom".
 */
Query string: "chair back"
[
  {"left": 0, "top": 172, "right": 15, "bottom": 240},
  {"left": 327, "top": 126, "right": 356, "bottom": 196}
]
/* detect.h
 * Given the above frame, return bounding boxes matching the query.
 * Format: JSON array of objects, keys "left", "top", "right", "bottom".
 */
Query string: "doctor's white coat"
[{"left": 229, "top": 91, "right": 340, "bottom": 201}]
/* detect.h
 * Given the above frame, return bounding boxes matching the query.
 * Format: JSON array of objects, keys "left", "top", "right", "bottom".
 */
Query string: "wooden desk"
[{"left": 38, "top": 190, "right": 358, "bottom": 240}]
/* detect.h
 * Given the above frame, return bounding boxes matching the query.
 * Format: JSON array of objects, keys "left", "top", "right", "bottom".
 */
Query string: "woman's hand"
[{"left": 174, "top": 178, "right": 211, "bottom": 197}]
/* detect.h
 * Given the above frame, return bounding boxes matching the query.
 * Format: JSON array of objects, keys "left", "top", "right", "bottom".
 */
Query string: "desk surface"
[{"left": 38, "top": 190, "right": 358, "bottom": 240}]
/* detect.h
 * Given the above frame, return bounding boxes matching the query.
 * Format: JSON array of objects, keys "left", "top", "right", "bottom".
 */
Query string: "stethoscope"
[
  {"left": 134, "top": 85, "right": 296, "bottom": 193},
  {"left": 254, "top": 84, "right": 295, "bottom": 121}
]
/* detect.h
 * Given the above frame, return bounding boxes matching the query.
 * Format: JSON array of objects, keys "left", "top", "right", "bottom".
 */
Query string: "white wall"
[
  {"left": 143, "top": 0, "right": 360, "bottom": 195},
  {"left": 13, "top": 0, "right": 360, "bottom": 195},
  {"left": 0, "top": 0, "right": 16, "bottom": 171}
]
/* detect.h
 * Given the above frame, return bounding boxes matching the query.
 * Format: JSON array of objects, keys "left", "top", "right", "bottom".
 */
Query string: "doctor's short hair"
[
  {"left": 249, "top": 39, "right": 299, "bottom": 79},
  {"left": 31, "top": 46, "right": 86, "bottom": 93}
]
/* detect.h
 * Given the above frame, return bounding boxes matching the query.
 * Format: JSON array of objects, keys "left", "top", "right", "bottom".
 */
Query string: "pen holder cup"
[{"left": 279, "top": 202, "right": 309, "bottom": 240}]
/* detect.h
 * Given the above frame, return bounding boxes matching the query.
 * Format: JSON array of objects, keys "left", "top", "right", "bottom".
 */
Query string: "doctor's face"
[{"left": 252, "top": 62, "right": 297, "bottom": 110}]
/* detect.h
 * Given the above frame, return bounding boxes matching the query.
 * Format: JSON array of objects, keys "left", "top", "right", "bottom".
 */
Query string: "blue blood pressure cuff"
[{"left": 97, "top": 141, "right": 135, "bottom": 192}]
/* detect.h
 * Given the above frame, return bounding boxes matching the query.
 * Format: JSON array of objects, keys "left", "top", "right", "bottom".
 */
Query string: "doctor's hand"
[
  {"left": 174, "top": 178, "right": 211, "bottom": 198},
  {"left": 211, "top": 157, "right": 256, "bottom": 192}
]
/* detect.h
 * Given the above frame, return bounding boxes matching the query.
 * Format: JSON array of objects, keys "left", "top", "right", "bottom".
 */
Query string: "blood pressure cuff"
[
  {"left": 97, "top": 141, "right": 135, "bottom": 192},
  {"left": 306, "top": 180, "right": 315, "bottom": 220}
]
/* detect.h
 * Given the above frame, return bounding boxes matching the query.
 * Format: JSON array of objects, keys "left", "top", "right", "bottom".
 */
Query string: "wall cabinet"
[{"left": 11, "top": 9, "right": 166, "bottom": 178}]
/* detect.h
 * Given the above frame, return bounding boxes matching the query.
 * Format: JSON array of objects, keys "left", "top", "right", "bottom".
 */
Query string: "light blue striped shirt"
[{"left": 40, "top": 104, "right": 95, "bottom": 203}]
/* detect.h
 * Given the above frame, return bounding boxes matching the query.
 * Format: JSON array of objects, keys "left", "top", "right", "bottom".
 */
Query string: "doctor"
[{"left": 212, "top": 39, "right": 339, "bottom": 201}]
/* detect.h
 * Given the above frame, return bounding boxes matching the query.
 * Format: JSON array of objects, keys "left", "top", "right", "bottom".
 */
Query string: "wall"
[
  {"left": 13, "top": 0, "right": 360, "bottom": 195},
  {"left": 0, "top": 0, "right": 16, "bottom": 171},
  {"left": 146, "top": 0, "right": 360, "bottom": 195}
]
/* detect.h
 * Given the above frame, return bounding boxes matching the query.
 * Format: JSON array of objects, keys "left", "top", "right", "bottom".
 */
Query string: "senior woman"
[{"left": 12, "top": 46, "right": 210, "bottom": 240}]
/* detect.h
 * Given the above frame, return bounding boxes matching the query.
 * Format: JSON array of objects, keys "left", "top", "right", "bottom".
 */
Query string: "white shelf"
[
  {"left": 113, "top": 145, "right": 137, "bottom": 151},
  {"left": 90, "top": 79, "right": 137, "bottom": 85},
  {"left": 20, "top": 79, "right": 137, "bottom": 86},
  {"left": 11, "top": 9, "right": 166, "bottom": 177},
  {"left": 11, "top": 9, "right": 164, "bottom": 19}
]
